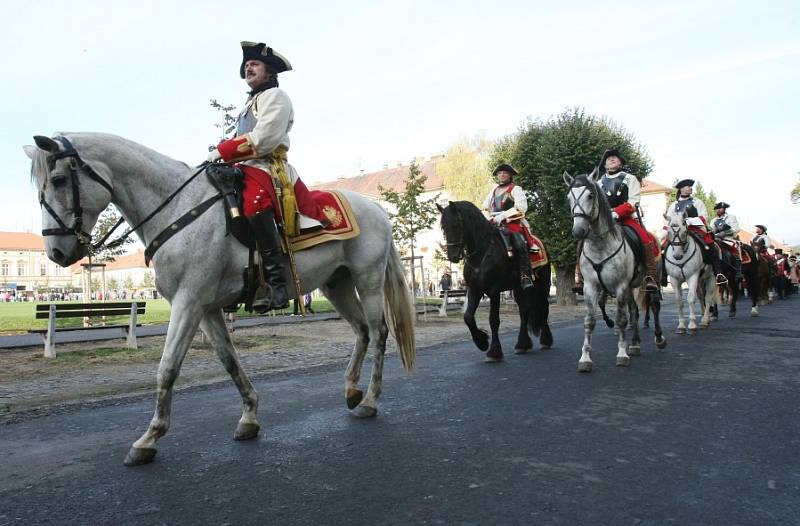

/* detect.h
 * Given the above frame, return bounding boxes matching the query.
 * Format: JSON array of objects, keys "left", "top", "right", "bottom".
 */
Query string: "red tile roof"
[
  {"left": 0, "top": 232, "right": 45, "bottom": 251},
  {"left": 311, "top": 158, "right": 443, "bottom": 197},
  {"left": 69, "top": 250, "right": 149, "bottom": 272},
  {"left": 641, "top": 179, "right": 670, "bottom": 194}
]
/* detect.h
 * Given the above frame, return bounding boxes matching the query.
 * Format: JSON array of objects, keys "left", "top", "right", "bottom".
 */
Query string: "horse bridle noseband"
[{"left": 39, "top": 137, "right": 115, "bottom": 247}]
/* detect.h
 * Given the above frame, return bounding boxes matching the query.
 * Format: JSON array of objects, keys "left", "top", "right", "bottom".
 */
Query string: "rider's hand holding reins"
[{"left": 207, "top": 148, "right": 222, "bottom": 163}]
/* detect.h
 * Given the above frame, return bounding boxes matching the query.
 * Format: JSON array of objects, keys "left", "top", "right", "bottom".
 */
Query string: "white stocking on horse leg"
[
  {"left": 199, "top": 311, "right": 260, "bottom": 440},
  {"left": 352, "top": 289, "right": 389, "bottom": 418},
  {"left": 579, "top": 288, "right": 597, "bottom": 372},
  {"left": 615, "top": 294, "right": 630, "bottom": 367}
]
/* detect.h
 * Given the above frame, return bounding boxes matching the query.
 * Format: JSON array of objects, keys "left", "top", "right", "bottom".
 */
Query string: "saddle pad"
[
  {"left": 621, "top": 225, "right": 644, "bottom": 266},
  {"left": 529, "top": 234, "right": 549, "bottom": 270},
  {"left": 289, "top": 190, "right": 360, "bottom": 251}
]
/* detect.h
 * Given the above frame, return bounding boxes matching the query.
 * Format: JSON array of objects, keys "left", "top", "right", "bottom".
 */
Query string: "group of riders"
[{"left": 213, "top": 41, "right": 789, "bottom": 312}]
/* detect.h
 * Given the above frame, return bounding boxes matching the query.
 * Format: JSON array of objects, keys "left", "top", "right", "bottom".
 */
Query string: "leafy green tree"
[
  {"left": 492, "top": 108, "right": 653, "bottom": 305},
  {"left": 438, "top": 135, "right": 494, "bottom": 204},
  {"left": 141, "top": 271, "right": 156, "bottom": 289},
  {"left": 791, "top": 173, "right": 800, "bottom": 204},
  {"left": 379, "top": 159, "right": 441, "bottom": 297},
  {"left": 90, "top": 206, "right": 132, "bottom": 263},
  {"left": 210, "top": 99, "right": 237, "bottom": 148},
  {"left": 108, "top": 277, "right": 119, "bottom": 292},
  {"left": 123, "top": 276, "right": 134, "bottom": 293}
]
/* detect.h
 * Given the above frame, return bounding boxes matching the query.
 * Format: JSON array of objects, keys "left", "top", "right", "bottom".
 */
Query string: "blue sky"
[{"left": 3, "top": 0, "right": 799, "bottom": 244}]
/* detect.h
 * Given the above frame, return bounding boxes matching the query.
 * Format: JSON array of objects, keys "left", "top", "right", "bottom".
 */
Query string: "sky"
[{"left": 2, "top": 0, "right": 799, "bottom": 244}]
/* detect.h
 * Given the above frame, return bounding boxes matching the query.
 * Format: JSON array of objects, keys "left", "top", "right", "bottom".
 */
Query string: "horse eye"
[{"left": 51, "top": 174, "right": 67, "bottom": 187}]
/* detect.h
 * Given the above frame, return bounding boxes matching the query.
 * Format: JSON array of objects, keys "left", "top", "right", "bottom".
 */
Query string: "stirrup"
[
  {"left": 521, "top": 275, "right": 534, "bottom": 290},
  {"left": 644, "top": 277, "right": 659, "bottom": 291},
  {"left": 715, "top": 273, "right": 728, "bottom": 285}
]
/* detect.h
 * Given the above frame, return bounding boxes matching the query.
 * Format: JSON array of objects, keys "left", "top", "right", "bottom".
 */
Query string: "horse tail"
[
  {"left": 525, "top": 264, "right": 550, "bottom": 338},
  {"left": 384, "top": 243, "right": 416, "bottom": 373}
]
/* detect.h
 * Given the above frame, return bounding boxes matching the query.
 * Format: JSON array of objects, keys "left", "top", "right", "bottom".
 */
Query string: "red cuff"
[
  {"left": 217, "top": 135, "right": 256, "bottom": 162},
  {"left": 613, "top": 202, "right": 634, "bottom": 219}
]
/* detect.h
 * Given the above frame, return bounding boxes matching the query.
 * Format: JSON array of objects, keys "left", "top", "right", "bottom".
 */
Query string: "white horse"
[
  {"left": 564, "top": 171, "right": 666, "bottom": 373},
  {"left": 24, "top": 132, "right": 416, "bottom": 466},
  {"left": 663, "top": 212, "right": 717, "bottom": 335}
]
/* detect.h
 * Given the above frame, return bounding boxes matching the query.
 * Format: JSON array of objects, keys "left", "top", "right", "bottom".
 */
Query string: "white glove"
[
  {"left": 207, "top": 149, "right": 222, "bottom": 163},
  {"left": 611, "top": 211, "right": 619, "bottom": 221}
]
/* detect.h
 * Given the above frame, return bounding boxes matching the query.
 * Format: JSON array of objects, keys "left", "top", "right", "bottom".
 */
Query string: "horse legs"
[
  {"left": 512, "top": 287, "right": 533, "bottom": 354},
  {"left": 485, "top": 293, "right": 503, "bottom": 362},
  {"left": 628, "top": 293, "right": 641, "bottom": 357},
  {"left": 672, "top": 276, "right": 686, "bottom": 334},
  {"left": 685, "top": 274, "right": 699, "bottom": 334},
  {"left": 199, "top": 310, "right": 260, "bottom": 440},
  {"left": 578, "top": 287, "right": 598, "bottom": 372},
  {"left": 614, "top": 292, "right": 631, "bottom": 367},
  {"left": 699, "top": 272, "right": 715, "bottom": 328},
  {"left": 650, "top": 289, "right": 667, "bottom": 349},
  {"left": 125, "top": 300, "right": 203, "bottom": 466},
  {"left": 463, "top": 288, "right": 489, "bottom": 351},
  {"left": 321, "top": 278, "right": 371, "bottom": 414},
  {"left": 728, "top": 280, "right": 739, "bottom": 317},
  {"left": 351, "top": 284, "right": 390, "bottom": 418}
]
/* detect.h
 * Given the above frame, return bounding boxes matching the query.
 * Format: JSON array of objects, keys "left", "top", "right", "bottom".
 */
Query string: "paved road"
[{"left": 1, "top": 296, "right": 798, "bottom": 525}]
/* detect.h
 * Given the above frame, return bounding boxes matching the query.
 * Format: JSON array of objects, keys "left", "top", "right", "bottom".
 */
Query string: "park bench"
[
  {"left": 29, "top": 302, "right": 145, "bottom": 358},
  {"left": 438, "top": 289, "right": 467, "bottom": 316}
]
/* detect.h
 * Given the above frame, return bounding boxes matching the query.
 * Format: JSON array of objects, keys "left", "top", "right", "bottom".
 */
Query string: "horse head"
[
  {"left": 563, "top": 168, "right": 605, "bottom": 240},
  {"left": 24, "top": 134, "right": 114, "bottom": 266},
  {"left": 437, "top": 201, "right": 467, "bottom": 263},
  {"left": 665, "top": 211, "right": 689, "bottom": 260}
]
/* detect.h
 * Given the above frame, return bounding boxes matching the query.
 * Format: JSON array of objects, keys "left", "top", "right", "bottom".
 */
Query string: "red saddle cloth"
[
  {"left": 288, "top": 190, "right": 360, "bottom": 251},
  {"left": 504, "top": 223, "right": 549, "bottom": 269},
  {"left": 619, "top": 217, "right": 659, "bottom": 258}
]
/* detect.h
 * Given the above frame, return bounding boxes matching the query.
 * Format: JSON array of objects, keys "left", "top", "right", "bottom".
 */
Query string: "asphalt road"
[{"left": 1, "top": 296, "right": 798, "bottom": 525}]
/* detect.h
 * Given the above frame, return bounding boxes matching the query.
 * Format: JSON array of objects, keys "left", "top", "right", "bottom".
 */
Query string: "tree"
[
  {"left": 141, "top": 271, "right": 155, "bottom": 289},
  {"left": 378, "top": 160, "right": 441, "bottom": 297},
  {"left": 90, "top": 206, "right": 133, "bottom": 263},
  {"left": 791, "top": 173, "right": 800, "bottom": 204},
  {"left": 108, "top": 277, "right": 119, "bottom": 292},
  {"left": 123, "top": 276, "right": 134, "bottom": 293},
  {"left": 492, "top": 108, "right": 653, "bottom": 305},
  {"left": 210, "top": 99, "right": 237, "bottom": 148},
  {"left": 438, "top": 135, "right": 494, "bottom": 204}
]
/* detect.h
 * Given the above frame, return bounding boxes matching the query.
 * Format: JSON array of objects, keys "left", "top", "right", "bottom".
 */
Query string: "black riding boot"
[
  {"left": 734, "top": 256, "right": 743, "bottom": 281},
  {"left": 514, "top": 233, "right": 534, "bottom": 290},
  {"left": 248, "top": 210, "right": 289, "bottom": 313}
]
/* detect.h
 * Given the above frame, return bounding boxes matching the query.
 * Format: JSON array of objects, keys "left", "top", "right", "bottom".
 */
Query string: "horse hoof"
[
  {"left": 751, "top": 308, "right": 759, "bottom": 317},
  {"left": 350, "top": 405, "right": 378, "bottom": 419},
  {"left": 346, "top": 388, "right": 363, "bottom": 410},
  {"left": 676, "top": 328, "right": 686, "bottom": 335},
  {"left": 578, "top": 361, "right": 592, "bottom": 373},
  {"left": 234, "top": 422, "right": 260, "bottom": 441},
  {"left": 728, "top": 311, "right": 736, "bottom": 318},
  {"left": 484, "top": 355, "right": 503, "bottom": 363},
  {"left": 711, "top": 316, "right": 718, "bottom": 322},
  {"left": 655, "top": 336, "right": 667, "bottom": 349},
  {"left": 642, "top": 322, "right": 650, "bottom": 329},
  {"left": 628, "top": 345, "right": 641, "bottom": 356},
  {"left": 514, "top": 347, "right": 531, "bottom": 354},
  {"left": 123, "top": 447, "right": 157, "bottom": 466},
  {"left": 616, "top": 356, "right": 630, "bottom": 367},
  {"left": 540, "top": 345, "right": 551, "bottom": 350},
  {"left": 688, "top": 328, "right": 697, "bottom": 336}
]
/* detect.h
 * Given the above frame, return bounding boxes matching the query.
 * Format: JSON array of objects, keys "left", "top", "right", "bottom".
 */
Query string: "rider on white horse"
[
  {"left": 712, "top": 202, "right": 742, "bottom": 279},
  {"left": 574, "top": 149, "right": 660, "bottom": 293},
  {"left": 665, "top": 179, "right": 727, "bottom": 285},
  {"left": 206, "top": 42, "right": 328, "bottom": 313},
  {"left": 481, "top": 164, "right": 535, "bottom": 290}
]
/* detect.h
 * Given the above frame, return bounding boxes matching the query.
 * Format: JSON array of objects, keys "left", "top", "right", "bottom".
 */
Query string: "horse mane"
[{"left": 442, "top": 201, "right": 494, "bottom": 240}]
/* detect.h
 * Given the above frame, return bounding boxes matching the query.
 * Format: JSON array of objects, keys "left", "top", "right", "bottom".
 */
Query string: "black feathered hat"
[
  {"left": 714, "top": 202, "right": 730, "bottom": 210},
  {"left": 492, "top": 164, "right": 518, "bottom": 177},
  {"left": 602, "top": 148, "right": 626, "bottom": 166},
  {"left": 675, "top": 179, "right": 695, "bottom": 190},
  {"left": 774, "top": 248, "right": 784, "bottom": 255},
  {"left": 239, "top": 42, "right": 292, "bottom": 78},
  {"left": 755, "top": 224, "right": 767, "bottom": 233}
]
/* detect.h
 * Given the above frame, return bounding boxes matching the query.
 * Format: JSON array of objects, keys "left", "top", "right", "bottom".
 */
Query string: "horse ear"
[
  {"left": 662, "top": 212, "right": 669, "bottom": 221},
  {"left": 589, "top": 166, "right": 600, "bottom": 181},
  {"left": 23, "top": 145, "right": 38, "bottom": 159},
  {"left": 562, "top": 171, "right": 574, "bottom": 187},
  {"left": 436, "top": 203, "right": 445, "bottom": 213},
  {"left": 33, "top": 135, "right": 60, "bottom": 153}
]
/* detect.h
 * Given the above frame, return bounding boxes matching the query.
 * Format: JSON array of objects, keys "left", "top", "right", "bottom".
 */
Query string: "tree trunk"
[{"left": 554, "top": 264, "right": 577, "bottom": 306}]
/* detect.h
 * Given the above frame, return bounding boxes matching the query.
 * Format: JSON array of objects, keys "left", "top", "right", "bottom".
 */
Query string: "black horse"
[
  {"left": 710, "top": 242, "right": 760, "bottom": 318},
  {"left": 438, "top": 201, "right": 553, "bottom": 362}
]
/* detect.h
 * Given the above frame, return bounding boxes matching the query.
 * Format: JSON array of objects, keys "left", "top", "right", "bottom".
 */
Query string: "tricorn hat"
[
  {"left": 602, "top": 148, "right": 626, "bottom": 166},
  {"left": 239, "top": 42, "right": 292, "bottom": 78},
  {"left": 714, "top": 202, "right": 730, "bottom": 210},
  {"left": 774, "top": 248, "right": 784, "bottom": 254},
  {"left": 492, "top": 163, "right": 518, "bottom": 177},
  {"left": 675, "top": 179, "right": 695, "bottom": 190},
  {"left": 755, "top": 224, "right": 767, "bottom": 233}
]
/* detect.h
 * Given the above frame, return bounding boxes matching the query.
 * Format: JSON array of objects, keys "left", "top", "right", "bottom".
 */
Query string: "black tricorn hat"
[
  {"left": 602, "top": 148, "right": 626, "bottom": 166},
  {"left": 492, "top": 163, "right": 518, "bottom": 177},
  {"left": 239, "top": 42, "right": 292, "bottom": 78},
  {"left": 714, "top": 202, "right": 730, "bottom": 210},
  {"left": 755, "top": 224, "right": 767, "bottom": 233},
  {"left": 675, "top": 179, "right": 695, "bottom": 189},
  {"left": 774, "top": 248, "right": 784, "bottom": 254}
]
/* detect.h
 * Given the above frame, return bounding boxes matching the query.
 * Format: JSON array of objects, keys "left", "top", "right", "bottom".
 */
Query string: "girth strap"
[{"left": 144, "top": 194, "right": 223, "bottom": 265}]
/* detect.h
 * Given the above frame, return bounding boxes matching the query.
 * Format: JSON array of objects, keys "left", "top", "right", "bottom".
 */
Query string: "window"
[
  {"left": 17, "top": 260, "right": 25, "bottom": 276},
  {"left": 40, "top": 263, "right": 47, "bottom": 276},
  {"left": 1, "top": 261, "right": 8, "bottom": 276}
]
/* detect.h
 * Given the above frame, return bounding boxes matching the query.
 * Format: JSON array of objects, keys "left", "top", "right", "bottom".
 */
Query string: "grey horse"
[
  {"left": 663, "top": 211, "right": 718, "bottom": 334},
  {"left": 564, "top": 171, "right": 666, "bottom": 373},
  {"left": 24, "top": 132, "right": 416, "bottom": 466}
]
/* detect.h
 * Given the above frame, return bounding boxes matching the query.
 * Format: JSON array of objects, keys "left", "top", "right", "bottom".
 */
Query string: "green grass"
[{"left": 0, "top": 294, "right": 443, "bottom": 334}]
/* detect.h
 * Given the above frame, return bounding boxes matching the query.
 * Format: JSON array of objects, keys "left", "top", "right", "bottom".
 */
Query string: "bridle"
[
  {"left": 39, "top": 137, "right": 114, "bottom": 247},
  {"left": 443, "top": 208, "right": 478, "bottom": 264}
]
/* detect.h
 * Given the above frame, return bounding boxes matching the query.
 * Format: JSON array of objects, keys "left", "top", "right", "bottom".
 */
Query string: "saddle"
[{"left": 621, "top": 225, "right": 645, "bottom": 273}]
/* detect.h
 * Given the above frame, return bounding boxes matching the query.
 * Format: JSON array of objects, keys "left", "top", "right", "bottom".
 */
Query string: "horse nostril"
[{"left": 52, "top": 248, "right": 64, "bottom": 263}]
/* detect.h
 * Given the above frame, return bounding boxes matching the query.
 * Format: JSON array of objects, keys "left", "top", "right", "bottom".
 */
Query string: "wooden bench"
[
  {"left": 29, "top": 302, "right": 145, "bottom": 358},
  {"left": 438, "top": 289, "right": 467, "bottom": 317}
]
